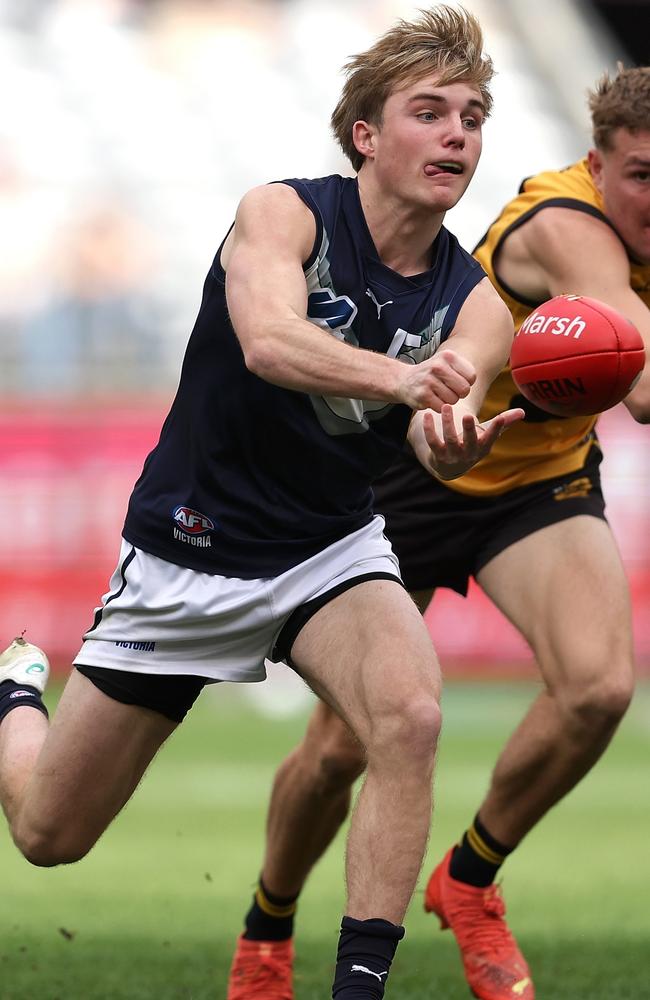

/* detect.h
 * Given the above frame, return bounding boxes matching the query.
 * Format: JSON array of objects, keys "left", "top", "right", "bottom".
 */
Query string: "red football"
[{"left": 510, "top": 294, "right": 645, "bottom": 416}]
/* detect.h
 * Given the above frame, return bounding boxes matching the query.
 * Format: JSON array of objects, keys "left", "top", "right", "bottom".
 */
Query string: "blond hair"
[
  {"left": 331, "top": 5, "right": 494, "bottom": 172},
  {"left": 589, "top": 65, "right": 650, "bottom": 150}
]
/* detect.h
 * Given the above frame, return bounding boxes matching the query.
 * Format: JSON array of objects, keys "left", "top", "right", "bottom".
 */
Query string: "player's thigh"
[
  {"left": 477, "top": 515, "right": 634, "bottom": 688},
  {"left": 24, "top": 669, "right": 177, "bottom": 842},
  {"left": 290, "top": 579, "right": 441, "bottom": 747}
]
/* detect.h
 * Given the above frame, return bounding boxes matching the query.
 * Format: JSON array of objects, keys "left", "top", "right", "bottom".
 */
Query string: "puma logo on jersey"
[
  {"left": 351, "top": 965, "right": 388, "bottom": 982},
  {"left": 366, "top": 287, "right": 393, "bottom": 318}
]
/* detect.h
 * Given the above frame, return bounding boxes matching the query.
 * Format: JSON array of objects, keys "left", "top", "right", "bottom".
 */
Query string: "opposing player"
[
  {"left": 226, "top": 66, "right": 650, "bottom": 1000},
  {"left": 0, "top": 8, "right": 524, "bottom": 999}
]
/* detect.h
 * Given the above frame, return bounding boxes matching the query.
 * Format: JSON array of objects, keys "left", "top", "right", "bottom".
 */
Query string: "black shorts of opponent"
[
  {"left": 75, "top": 571, "right": 402, "bottom": 722},
  {"left": 373, "top": 441, "right": 606, "bottom": 597}
]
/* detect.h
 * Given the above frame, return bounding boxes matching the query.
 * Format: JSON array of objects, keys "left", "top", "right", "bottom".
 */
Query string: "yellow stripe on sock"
[
  {"left": 467, "top": 825, "right": 506, "bottom": 866},
  {"left": 255, "top": 886, "right": 297, "bottom": 919}
]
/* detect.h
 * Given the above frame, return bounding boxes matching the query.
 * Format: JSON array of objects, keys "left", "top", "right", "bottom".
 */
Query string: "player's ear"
[
  {"left": 352, "top": 120, "right": 377, "bottom": 162},
  {"left": 587, "top": 148, "right": 604, "bottom": 192}
]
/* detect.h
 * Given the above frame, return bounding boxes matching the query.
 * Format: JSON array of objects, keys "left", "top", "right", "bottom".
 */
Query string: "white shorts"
[{"left": 74, "top": 516, "right": 401, "bottom": 683}]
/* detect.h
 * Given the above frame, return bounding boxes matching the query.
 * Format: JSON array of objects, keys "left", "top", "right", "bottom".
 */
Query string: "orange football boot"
[
  {"left": 226, "top": 936, "right": 294, "bottom": 1000},
  {"left": 424, "top": 848, "right": 534, "bottom": 1000}
]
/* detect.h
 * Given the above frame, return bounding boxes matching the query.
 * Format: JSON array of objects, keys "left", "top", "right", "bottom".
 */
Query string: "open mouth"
[{"left": 425, "top": 161, "right": 464, "bottom": 176}]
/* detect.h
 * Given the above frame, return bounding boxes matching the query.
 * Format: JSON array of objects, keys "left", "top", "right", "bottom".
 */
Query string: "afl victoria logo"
[{"left": 172, "top": 506, "right": 214, "bottom": 535}]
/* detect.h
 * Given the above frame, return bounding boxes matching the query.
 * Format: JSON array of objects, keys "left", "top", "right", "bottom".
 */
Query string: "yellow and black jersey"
[{"left": 448, "top": 159, "right": 650, "bottom": 497}]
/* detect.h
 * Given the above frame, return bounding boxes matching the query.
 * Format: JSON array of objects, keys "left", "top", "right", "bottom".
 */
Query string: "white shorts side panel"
[{"left": 73, "top": 516, "right": 401, "bottom": 682}]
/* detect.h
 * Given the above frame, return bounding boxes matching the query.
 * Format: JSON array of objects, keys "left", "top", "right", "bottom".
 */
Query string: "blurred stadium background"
[{"left": 1, "top": 0, "right": 648, "bottom": 688}]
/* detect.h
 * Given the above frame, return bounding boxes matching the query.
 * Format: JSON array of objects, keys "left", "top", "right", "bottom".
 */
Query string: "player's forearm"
[{"left": 241, "top": 317, "right": 405, "bottom": 402}]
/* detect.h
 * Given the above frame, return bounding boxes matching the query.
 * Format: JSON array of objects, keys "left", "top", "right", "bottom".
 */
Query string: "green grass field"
[{"left": 2, "top": 679, "right": 650, "bottom": 999}]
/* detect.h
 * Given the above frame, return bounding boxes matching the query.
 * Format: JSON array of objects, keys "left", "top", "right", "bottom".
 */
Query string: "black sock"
[
  {"left": 332, "top": 916, "right": 404, "bottom": 998},
  {"left": 0, "top": 681, "right": 49, "bottom": 725},
  {"left": 449, "top": 814, "right": 514, "bottom": 888},
  {"left": 243, "top": 878, "right": 298, "bottom": 941}
]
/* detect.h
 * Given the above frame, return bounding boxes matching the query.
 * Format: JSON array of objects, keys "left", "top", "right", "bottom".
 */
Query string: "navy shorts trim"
[
  {"left": 271, "top": 571, "right": 403, "bottom": 665},
  {"left": 86, "top": 546, "right": 136, "bottom": 635},
  {"left": 75, "top": 664, "right": 208, "bottom": 723},
  {"left": 373, "top": 444, "right": 606, "bottom": 596}
]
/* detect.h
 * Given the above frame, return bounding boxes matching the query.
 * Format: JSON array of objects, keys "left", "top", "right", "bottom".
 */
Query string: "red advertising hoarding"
[{"left": 1, "top": 403, "right": 648, "bottom": 674}]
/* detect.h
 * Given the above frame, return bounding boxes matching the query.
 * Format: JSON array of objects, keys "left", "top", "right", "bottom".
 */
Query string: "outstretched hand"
[{"left": 420, "top": 404, "right": 525, "bottom": 480}]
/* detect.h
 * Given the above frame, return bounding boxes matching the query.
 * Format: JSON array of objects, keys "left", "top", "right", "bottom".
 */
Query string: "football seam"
[
  {"left": 511, "top": 348, "right": 640, "bottom": 367},
  {"left": 583, "top": 300, "right": 620, "bottom": 411},
  {"left": 609, "top": 346, "right": 623, "bottom": 410}
]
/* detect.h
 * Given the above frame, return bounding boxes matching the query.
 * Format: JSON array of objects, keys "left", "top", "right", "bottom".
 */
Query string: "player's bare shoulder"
[
  {"left": 515, "top": 206, "right": 628, "bottom": 285},
  {"left": 222, "top": 183, "right": 316, "bottom": 270},
  {"left": 530, "top": 205, "right": 620, "bottom": 255}
]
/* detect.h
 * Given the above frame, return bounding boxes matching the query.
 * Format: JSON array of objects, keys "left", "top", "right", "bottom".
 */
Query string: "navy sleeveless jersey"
[{"left": 123, "top": 175, "right": 485, "bottom": 578}]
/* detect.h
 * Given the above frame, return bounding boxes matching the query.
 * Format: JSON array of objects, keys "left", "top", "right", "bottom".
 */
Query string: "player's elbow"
[{"left": 240, "top": 336, "right": 278, "bottom": 381}]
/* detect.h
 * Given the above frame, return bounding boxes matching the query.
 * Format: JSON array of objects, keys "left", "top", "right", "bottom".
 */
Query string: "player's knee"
[
  {"left": 20, "top": 837, "right": 89, "bottom": 868},
  {"left": 392, "top": 696, "right": 441, "bottom": 764},
  {"left": 563, "top": 672, "right": 634, "bottom": 733},
  {"left": 368, "top": 694, "right": 441, "bottom": 765},
  {"left": 15, "top": 819, "right": 92, "bottom": 868},
  {"left": 583, "top": 676, "right": 633, "bottom": 724}
]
